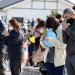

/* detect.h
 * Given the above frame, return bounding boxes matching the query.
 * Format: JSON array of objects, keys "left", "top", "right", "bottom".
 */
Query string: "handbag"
[{"left": 32, "top": 45, "right": 45, "bottom": 63}]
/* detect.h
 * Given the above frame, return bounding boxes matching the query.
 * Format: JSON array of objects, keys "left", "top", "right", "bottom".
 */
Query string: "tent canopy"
[{"left": 0, "top": 0, "right": 24, "bottom": 9}]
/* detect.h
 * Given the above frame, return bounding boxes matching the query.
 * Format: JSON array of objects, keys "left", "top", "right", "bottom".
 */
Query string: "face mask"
[
  {"left": 38, "top": 28, "right": 44, "bottom": 34},
  {"left": 67, "top": 18, "right": 74, "bottom": 24}
]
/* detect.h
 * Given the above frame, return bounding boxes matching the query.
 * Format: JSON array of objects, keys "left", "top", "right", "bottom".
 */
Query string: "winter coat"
[
  {"left": 7, "top": 30, "right": 24, "bottom": 60},
  {"left": 40, "top": 27, "right": 66, "bottom": 67},
  {"left": 0, "top": 20, "right": 6, "bottom": 53},
  {"left": 62, "top": 20, "right": 75, "bottom": 56}
]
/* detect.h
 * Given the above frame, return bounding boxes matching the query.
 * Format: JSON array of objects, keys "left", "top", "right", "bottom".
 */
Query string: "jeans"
[{"left": 45, "top": 62, "right": 64, "bottom": 75}]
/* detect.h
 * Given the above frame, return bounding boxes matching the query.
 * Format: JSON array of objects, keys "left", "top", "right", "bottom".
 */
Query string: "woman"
[
  {"left": 7, "top": 19, "right": 24, "bottom": 75},
  {"left": 40, "top": 17, "right": 65, "bottom": 75},
  {"left": 27, "top": 20, "right": 46, "bottom": 66}
]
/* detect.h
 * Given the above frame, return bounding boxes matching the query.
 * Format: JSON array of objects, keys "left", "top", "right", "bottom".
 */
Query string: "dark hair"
[
  {"left": 46, "top": 16, "right": 59, "bottom": 31},
  {"left": 38, "top": 20, "right": 46, "bottom": 28},
  {"left": 55, "top": 14, "right": 62, "bottom": 23},
  {"left": 9, "top": 18, "right": 20, "bottom": 32},
  {"left": 55, "top": 14, "right": 61, "bottom": 20},
  {"left": 37, "top": 18, "right": 41, "bottom": 23}
]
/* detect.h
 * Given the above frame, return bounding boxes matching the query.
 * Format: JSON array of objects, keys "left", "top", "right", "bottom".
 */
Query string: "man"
[{"left": 62, "top": 8, "right": 75, "bottom": 75}]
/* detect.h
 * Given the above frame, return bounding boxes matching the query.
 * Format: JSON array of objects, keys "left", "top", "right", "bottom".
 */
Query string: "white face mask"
[{"left": 38, "top": 28, "right": 44, "bottom": 34}]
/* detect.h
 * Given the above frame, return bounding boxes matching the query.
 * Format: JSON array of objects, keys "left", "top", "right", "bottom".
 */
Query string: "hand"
[
  {"left": 3, "top": 30, "right": 9, "bottom": 36},
  {"left": 61, "top": 21, "right": 68, "bottom": 30},
  {"left": 40, "top": 34, "right": 46, "bottom": 40},
  {"left": 23, "top": 40, "right": 31, "bottom": 48}
]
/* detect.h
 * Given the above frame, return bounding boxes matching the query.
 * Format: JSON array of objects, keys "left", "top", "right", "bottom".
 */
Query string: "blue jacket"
[{"left": 45, "top": 28, "right": 57, "bottom": 47}]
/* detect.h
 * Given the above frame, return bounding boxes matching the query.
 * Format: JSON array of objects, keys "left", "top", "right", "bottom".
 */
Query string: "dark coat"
[
  {"left": 7, "top": 30, "right": 24, "bottom": 60},
  {"left": 0, "top": 20, "right": 6, "bottom": 54},
  {"left": 62, "top": 20, "right": 75, "bottom": 56}
]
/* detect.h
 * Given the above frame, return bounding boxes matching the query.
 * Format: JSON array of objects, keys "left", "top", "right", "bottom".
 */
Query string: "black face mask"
[{"left": 67, "top": 18, "right": 74, "bottom": 24}]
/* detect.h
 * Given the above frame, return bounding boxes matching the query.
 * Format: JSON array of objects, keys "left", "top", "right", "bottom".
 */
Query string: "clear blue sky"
[{"left": 68, "top": 0, "right": 75, "bottom": 4}]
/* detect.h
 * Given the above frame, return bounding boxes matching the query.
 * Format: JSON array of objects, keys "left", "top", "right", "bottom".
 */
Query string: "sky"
[{"left": 68, "top": 0, "right": 75, "bottom": 4}]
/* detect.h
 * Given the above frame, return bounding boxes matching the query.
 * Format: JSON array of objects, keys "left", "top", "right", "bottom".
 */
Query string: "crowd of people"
[{"left": 0, "top": 7, "right": 75, "bottom": 75}]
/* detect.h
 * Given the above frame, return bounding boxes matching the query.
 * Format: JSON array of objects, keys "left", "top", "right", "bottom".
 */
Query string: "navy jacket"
[{"left": 7, "top": 30, "right": 24, "bottom": 60}]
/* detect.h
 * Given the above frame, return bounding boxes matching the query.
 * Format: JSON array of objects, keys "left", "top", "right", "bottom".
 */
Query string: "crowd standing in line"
[{"left": 0, "top": 7, "right": 75, "bottom": 75}]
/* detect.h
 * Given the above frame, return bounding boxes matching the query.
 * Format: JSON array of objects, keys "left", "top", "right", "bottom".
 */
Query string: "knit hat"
[{"left": 63, "top": 8, "right": 75, "bottom": 15}]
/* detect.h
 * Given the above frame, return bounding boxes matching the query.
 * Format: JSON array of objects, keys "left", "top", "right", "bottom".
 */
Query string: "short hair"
[
  {"left": 46, "top": 16, "right": 59, "bottom": 31},
  {"left": 37, "top": 18, "right": 41, "bottom": 23},
  {"left": 63, "top": 8, "right": 75, "bottom": 15},
  {"left": 38, "top": 20, "right": 46, "bottom": 27},
  {"left": 55, "top": 14, "right": 62, "bottom": 20}
]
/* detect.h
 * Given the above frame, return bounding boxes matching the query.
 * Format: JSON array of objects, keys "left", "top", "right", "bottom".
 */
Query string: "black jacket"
[
  {"left": 7, "top": 30, "right": 24, "bottom": 60},
  {"left": 0, "top": 20, "right": 6, "bottom": 53},
  {"left": 62, "top": 20, "right": 75, "bottom": 56}
]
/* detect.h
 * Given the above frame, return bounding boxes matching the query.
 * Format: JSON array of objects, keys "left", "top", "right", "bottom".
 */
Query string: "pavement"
[
  {"left": 5, "top": 67, "right": 68, "bottom": 75},
  {"left": 6, "top": 71, "right": 11, "bottom": 75},
  {"left": 5, "top": 61, "right": 68, "bottom": 75},
  {"left": 6, "top": 71, "right": 24, "bottom": 75}
]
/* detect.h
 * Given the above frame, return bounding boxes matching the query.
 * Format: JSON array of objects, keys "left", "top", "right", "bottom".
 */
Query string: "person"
[
  {"left": 34, "top": 20, "right": 46, "bottom": 51},
  {"left": 27, "top": 19, "right": 31, "bottom": 24},
  {"left": 6, "top": 19, "right": 24, "bottom": 75},
  {"left": 0, "top": 16, "right": 8, "bottom": 75},
  {"left": 31, "top": 18, "right": 35, "bottom": 27},
  {"left": 40, "top": 17, "right": 65, "bottom": 75},
  {"left": 62, "top": 8, "right": 75, "bottom": 75},
  {"left": 55, "top": 14, "right": 66, "bottom": 43},
  {"left": 35, "top": 18, "right": 41, "bottom": 31},
  {"left": 55, "top": 14, "right": 66, "bottom": 74},
  {"left": 24, "top": 20, "right": 46, "bottom": 66}
]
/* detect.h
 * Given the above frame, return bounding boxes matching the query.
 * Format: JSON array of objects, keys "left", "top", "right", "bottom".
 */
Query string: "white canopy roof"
[{"left": 0, "top": 0, "right": 24, "bottom": 9}]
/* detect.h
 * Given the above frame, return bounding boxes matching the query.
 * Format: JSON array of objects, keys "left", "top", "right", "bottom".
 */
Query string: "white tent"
[{"left": 0, "top": 0, "right": 74, "bottom": 23}]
